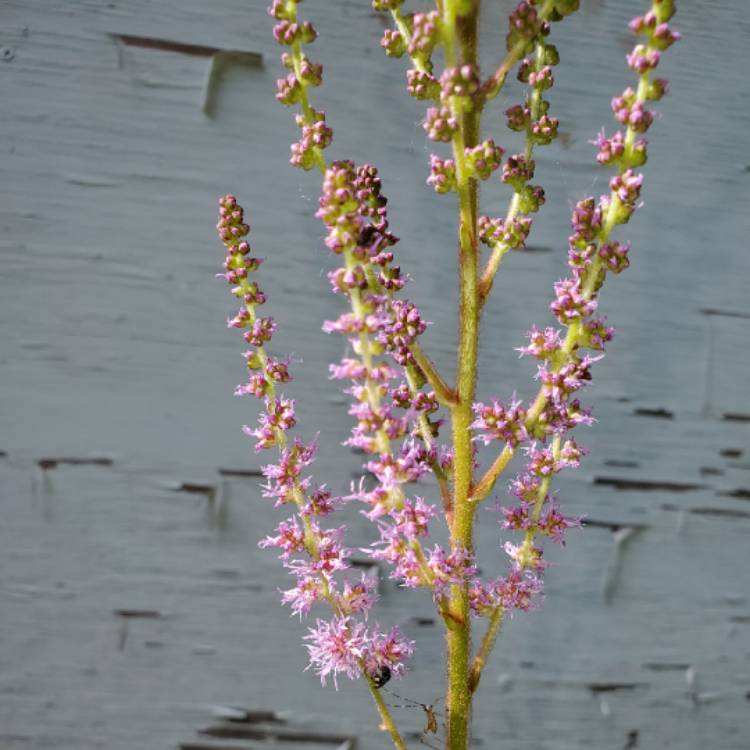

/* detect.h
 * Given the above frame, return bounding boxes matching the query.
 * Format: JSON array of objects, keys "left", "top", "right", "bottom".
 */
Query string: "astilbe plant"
[{"left": 214, "top": 1, "right": 679, "bottom": 747}]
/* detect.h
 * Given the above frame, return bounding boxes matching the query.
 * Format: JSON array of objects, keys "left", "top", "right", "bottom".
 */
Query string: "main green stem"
[{"left": 445, "top": 2, "right": 480, "bottom": 748}]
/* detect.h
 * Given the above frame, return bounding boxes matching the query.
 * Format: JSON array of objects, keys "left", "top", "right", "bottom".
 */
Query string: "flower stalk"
[
  {"left": 214, "top": 2, "right": 680, "bottom": 749},
  {"left": 468, "top": 606, "right": 503, "bottom": 694}
]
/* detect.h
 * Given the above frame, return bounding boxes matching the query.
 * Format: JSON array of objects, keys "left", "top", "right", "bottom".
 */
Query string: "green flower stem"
[
  {"left": 479, "top": 37, "right": 548, "bottom": 302},
  {"left": 239, "top": 295, "right": 400, "bottom": 738},
  {"left": 404, "top": 364, "right": 453, "bottom": 517},
  {"left": 479, "top": 0, "right": 556, "bottom": 105},
  {"left": 240, "top": 335, "right": 333, "bottom": 616},
  {"left": 468, "top": 607, "right": 504, "bottom": 693},
  {"left": 625, "top": 73, "right": 651, "bottom": 151},
  {"left": 443, "top": 2, "right": 481, "bottom": 747},
  {"left": 342, "top": 251, "right": 402, "bottom": 486},
  {"left": 469, "top": 444, "right": 514, "bottom": 503},
  {"left": 280, "top": 23, "right": 410, "bottom": 743},
  {"left": 411, "top": 540, "right": 437, "bottom": 588},
  {"left": 390, "top": 7, "right": 431, "bottom": 75},
  {"left": 524, "top": 39, "right": 548, "bottom": 162},
  {"left": 410, "top": 543, "right": 460, "bottom": 628},
  {"left": 468, "top": 439, "right": 556, "bottom": 696},
  {"left": 363, "top": 256, "right": 452, "bottom": 512},
  {"left": 477, "top": 192, "right": 519, "bottom": 302},
  {"left": 411, "top": 341, "right": 459, "bottom": 407},
  {"left": 475, "top": 30, "right": 553, "bottom": 493},
  {"left": 477, "top": 40, "right": 659, "bottom": 500},
  {"left": 263, "top": 397, "right": 405, "bottom": 750},
  {"left": 479, "top": 36, "right": 527, "bottom": 105},
  {"left": 286, "top": 10, "right": 427, "bottom": 570},
  {"left": 286, "top": 1, "right": 326, "bottom": 173},
  {"left": 367, "top": 676, "right": 409, "bottom": 750},
  {"left": 238, "top": 292, "right": 318, "bottom": 550},
  {"left": 525, "top": 436, "right": 559, "bottom": 537}
]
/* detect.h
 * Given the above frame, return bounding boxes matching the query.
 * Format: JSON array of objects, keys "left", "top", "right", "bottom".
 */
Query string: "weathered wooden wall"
[{"left": 1, "top": 1, "right": 749, "bottom": 748}]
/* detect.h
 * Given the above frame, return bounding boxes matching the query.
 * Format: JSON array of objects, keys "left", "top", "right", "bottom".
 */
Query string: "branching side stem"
[{"left": 468, "top": 607, "right": 504, "bottom": 693}]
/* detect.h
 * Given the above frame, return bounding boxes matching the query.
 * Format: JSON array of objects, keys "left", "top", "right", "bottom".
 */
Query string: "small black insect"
[{"left": 369, "top": 664, "right": 392, "bottom": 688}]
